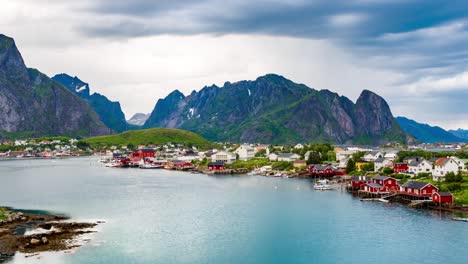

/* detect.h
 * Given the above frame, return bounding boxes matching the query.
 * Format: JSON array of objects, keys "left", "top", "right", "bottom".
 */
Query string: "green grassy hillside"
[{"left": 83, "top": 128, "right": 214, "bottom": 149}]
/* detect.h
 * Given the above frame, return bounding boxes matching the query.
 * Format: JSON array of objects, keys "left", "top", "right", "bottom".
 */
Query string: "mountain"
[
  {"left": 448, "top": 129, "right": 468, "bottom": 141},
  {"left": 396, "top": 117, "right": 463, "bottom": 143},
  {"left": 144, "top": 74, "right": 411, "bottom": 144},
  {"left": 127, "top": 113, "right": 150, "bottom": 126},
  {"left": 0, "top": 34, "right": 109, "bottom": 138},
  {"left": 52, "top": 73, "right": 129, "bottom": 132},
  {"left": 83, "top": 128, "right": 214, "bottom": 149}
]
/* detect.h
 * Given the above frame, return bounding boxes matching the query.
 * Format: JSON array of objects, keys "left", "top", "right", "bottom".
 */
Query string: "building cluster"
[
  {"left": 336, "top": 147, "right": 468, "bottom": 182},
  {"left": 0, "top": 139, "right": 79, "bottom": 158},
  {"left": 351, "top": 175, "right": 454, "bottom": 204}
]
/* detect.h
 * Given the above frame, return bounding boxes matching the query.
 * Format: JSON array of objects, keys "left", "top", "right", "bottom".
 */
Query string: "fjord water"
[{"left": 0, "top": 158, "right": 467, "bottom": 264}]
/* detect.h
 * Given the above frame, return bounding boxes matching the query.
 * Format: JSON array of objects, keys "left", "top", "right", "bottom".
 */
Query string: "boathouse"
[
  {"left": 350, "top": 176, "right": 372, "bottom": 189},
  {"left": 360, "top": 183, "right": 389, "bottom": 194},
  {"left": 432, "top": 192, "right": 453, "bottom": 204},
  {"left": 399, "top": 181, "right": 438, "bottom": 199},
  {"left": 208, "top": 161, "right": 225, "bottom": 171},
  {"left": 131, "top": 148, "right": 155, "bottom": 158},
  {"left": 373, "top": 176, "right": 399, "bottom": 191}
]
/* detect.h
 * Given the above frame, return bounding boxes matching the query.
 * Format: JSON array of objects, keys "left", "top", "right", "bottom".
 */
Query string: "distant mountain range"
[
  {"left": 127, "top": 113, "right": 150, "bottom": 126},
  {"left": 144, "top": 74, "right": 412, "bottom": 144},
  {"left": 0, "top": 34, "right": 109, "bottom": 139},
  {"left": 448, "top": 129, "right": 468, "bottom": 142},
  {"left": 396, "top": 117, "right": 466, "bottom": 143},
  {"left": 52, "top": 74, "right": 129, "bottom": 133}
]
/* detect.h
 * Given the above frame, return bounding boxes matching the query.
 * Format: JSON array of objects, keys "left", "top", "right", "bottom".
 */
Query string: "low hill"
[
  {"left": 83, "top": 128, "right": 214, "bottom": 149},
  {"left": 396, "top": 117, "right": 464, "bottom": 143}
]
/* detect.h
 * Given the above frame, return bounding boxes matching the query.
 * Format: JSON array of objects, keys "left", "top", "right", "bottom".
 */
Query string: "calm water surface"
[{"left": 0, "top": 158, "right": 467, "bottom": 264}]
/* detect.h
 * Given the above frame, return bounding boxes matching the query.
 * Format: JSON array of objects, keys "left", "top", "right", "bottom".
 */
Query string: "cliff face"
[
  {"left": 144, "top": 74, "right": 410, "bottom": 144},
  {"left": 0, "top": 34, "right": 110, "bottom": 138},
  {"left": 52, "top": 73, "right": 129, "bottom": 132}
]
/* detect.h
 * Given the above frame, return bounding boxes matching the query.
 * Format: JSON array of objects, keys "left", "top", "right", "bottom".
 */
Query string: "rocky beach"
[{"left": 0, "top": 207, "right": 101, "bottom": 263}]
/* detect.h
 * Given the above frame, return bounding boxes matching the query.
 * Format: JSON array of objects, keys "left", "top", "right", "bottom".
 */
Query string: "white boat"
[
  {"left": 139, "top": 164, "right": 162, "bottom": 169},
  {"left": 105, "top": 162, "right": 121, "bottom": 168},
  {"left": 313, "top": 179, "right": 333, "bottom": 190}
]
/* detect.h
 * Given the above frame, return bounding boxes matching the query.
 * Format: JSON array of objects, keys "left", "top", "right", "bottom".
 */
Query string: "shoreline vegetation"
[{"left": 0, "top": 207, "right": 103, "bottom": 263}]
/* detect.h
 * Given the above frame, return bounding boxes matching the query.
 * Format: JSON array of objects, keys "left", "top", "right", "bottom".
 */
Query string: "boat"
[
  {"left": 139, "top": 163, "right": 163, "bottom": 169},
  {"left": 105, "top": 162, "right": 121, "bottom": 168},
  {"left": 452, "top": 217, "right": 468, "bottom": 222},
  {"left": 313, "top": 179, "right": 333, "bottom": 190}
]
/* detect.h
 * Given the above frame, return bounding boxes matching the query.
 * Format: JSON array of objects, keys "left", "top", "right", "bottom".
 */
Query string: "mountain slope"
[
  {"left": 127, "top": 113, "right": 150, "bottom": 126},
  {"left": 83, "top": 128, "right": 213, "bottom": 149},
  {"left": 396, "top": 117, "right": 463, "bottom": 143},
  {"left": 0, "top": 34, "right": 109, "bottom": 138},
  {"left": 144, "top": 74, "right": 410, "bottom": 144},
  {"left": 52, "top": 73, "right": 129, "bottom": 132},
  {"left": 448, "top": 129, "right": 468, "bottom": 141}
]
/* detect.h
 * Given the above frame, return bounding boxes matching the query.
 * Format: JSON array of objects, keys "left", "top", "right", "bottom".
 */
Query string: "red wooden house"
[
  {"left": 208, "top": 161, "right": 225, "bottom": 171},
  {"left": 399, "top": 181, "right": 438, "bottom": 198},
  {"left": 131, "top": 148, "right": 155, "bottom": 159},
  {"left": 350, "top": 176, "right": 372, "bottom": 189},
  {"left": 393, "top": 163, "right": 409, "bottom": 173},
  {"left": 175, "top": 161, "right": 194, "bottom": 171},
  {"left": 361, "top": 183, "right": 389, "bottom": 194},
  {"left": 373, "top": 176, "right": 399, "bottom": 191},
  {"left": 308, "top": 164, "right": 335, "bottom": 176},
  {"left": 432, "top": 192, "right": 453, "bottom": 204}
]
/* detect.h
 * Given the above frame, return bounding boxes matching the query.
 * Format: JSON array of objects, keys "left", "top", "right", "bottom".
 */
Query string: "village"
[{"left": 1, "top": 137, "right": 468, "bottom": 208}]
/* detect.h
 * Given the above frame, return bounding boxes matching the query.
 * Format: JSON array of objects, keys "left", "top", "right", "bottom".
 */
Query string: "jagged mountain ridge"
[
  {"left": 0, "top": 34, "right": 109, "bottom": 138},
  {"left": 144, "top": 74, "right": 411, "bottom": 144},
  {"left": 127, "top": 113, "right": 150, "bottom": 126},
  {"left": 52, "top": 73, "right": 129, "bottom": 132}
]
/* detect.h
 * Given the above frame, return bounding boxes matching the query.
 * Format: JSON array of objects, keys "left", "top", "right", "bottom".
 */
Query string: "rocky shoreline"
[{"left": 0, "top": 208, "right": 102, "bottom": 263}]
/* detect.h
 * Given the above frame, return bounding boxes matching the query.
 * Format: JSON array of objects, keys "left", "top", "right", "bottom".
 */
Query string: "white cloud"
[{"left": 328, "top": 13, "right": 367, "bottom": 27}]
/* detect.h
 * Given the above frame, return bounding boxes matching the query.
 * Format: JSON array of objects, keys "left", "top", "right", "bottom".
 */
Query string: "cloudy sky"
[{"left": 1, "top": 0, "right": 467, "bottom": 129}]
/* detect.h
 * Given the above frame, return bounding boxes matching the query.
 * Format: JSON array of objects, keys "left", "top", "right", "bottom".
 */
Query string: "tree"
[
  {"left": 76, "top": 141, "right": 90, "bottom": 150},
  {"left": 346, "top": 158, "right": 356, "bottom": 173},
  {"left": 362, "top": 162, "right": 374, "bottom": 172},
  {"left": 307, "top": 151, "right": 321, "bottom": 165},
  {"left": 383, "top": 167, "right": 394, "bottom": 175},
  {"left": 127, "top": 143, "right": 135, "bottom": 150},
  {"left": 445, "top": 172, "right": 456, "bottom": 182},
  {"left": 255, "top": 149, "right": 266, "bottom": 157}
]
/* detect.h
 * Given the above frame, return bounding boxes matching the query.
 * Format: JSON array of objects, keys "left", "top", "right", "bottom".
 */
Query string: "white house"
[
  {"left": 374, "top": 157, "right": 393, "bottom": 172},
  {"left": 268, "top": 153, "right": 280, "bottom": 161},
  {"left": 277, "top": 153, "right": 301, "bottom": 162},
  {"left": 235, "top": 144, "right": 255, "bottom": 161},
  {"left": 432, "top": 157, "right": 465, "bottom": 181},
  {"left": 14, "top": 140, "right": 27, "bottom": 146},
  {"left": 211, "top": 151, "right": 237, "bottom": 164},
  {"left": 335, "top": 150, "right": 355, "bottom": 161},
  {"left": 384, "top": 152, "right": 398, "bottom": 161},
  {"left": 363, "top": 151, "right": 384, "bottom": 162},
  {"left": 408, "top": 160, "right": 432, "bottom": 175},
  {"left": 294, "top": 143, "right": 305, "bottom": 149}
]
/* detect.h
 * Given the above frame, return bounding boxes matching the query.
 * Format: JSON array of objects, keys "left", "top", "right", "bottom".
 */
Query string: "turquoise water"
[{"left": 0, "top": 158, "right": 467, "bottom": 264}]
